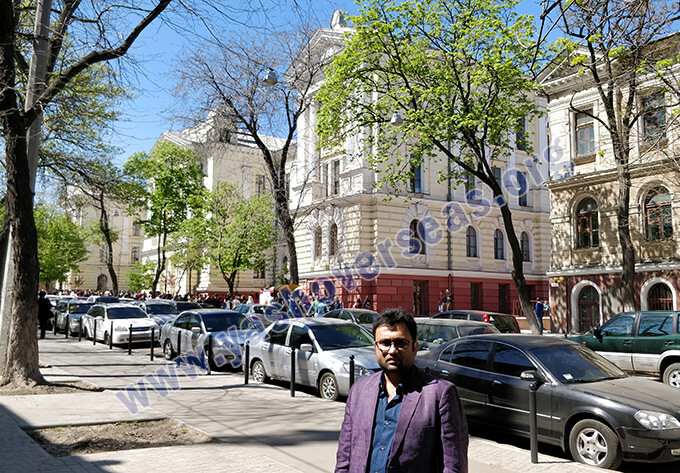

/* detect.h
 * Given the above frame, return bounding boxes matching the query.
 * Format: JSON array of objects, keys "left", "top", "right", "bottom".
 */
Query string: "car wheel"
[
  {"left": 251, "top": 360, "right": 268, "bottom": 383},
  {"left": 569, "top": 419, "right": 622, "bottom": 469},
  {"left": 319, "top": 372, "right": 339, "bottom": 401},
  {"left": 163, "top": 339, "right": 175, "bottom": 360},
  {"left": 663, "top": 362, "right": 680, "bottom": 388}
]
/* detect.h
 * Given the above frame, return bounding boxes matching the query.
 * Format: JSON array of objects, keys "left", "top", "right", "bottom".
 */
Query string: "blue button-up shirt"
[{"left": 367, "top": 376, "right": 404, "bottom": 473}]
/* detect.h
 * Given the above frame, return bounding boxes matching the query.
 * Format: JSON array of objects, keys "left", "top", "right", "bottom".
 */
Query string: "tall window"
[
  {"left": 314, "top": 227, "right": 322, "bottom": 259},
  {"left": 470, "top": 283, "right": 481, "bottom": 310},
  {"left": 576, "top": 197, "right": 599, "bottom": 248},
  {"left": 466, "top": 226, "right": 478, "bottom": 258},
  {"left": 494, "top": 229, "right": 505, "bottom": 260},
  {"left": 518, "top": 171, "right": 528, "bottom": 207},
  {"left": 648, "top": 283, "right": 673, "bottom": 311},
  {"left": 410, "top": 162, "right": 423, "bottom": 193},
  {"left": 132, "top": 222, "right": 142, "bottom": 237},
  {"left": 329, "top": 223, "right": 338, "bottom": 256},
  {"left": 492, "top": 166, "right": 502, "bottom": 188},
  {"left": 578, "top": 285, "right": 600, "bottom": 333},
  {"left": 255, "top": 174, "right": 266, "bottom": 196},
  {"left": 332, "top": 160, "right": 340, "bottom": 195},
  {"left": 520, "top": 232, "right": 530, "bottom": 261},
  {"left": 645, "top": 187, "right": 673, "bottom": 241},
  {"left": 409, "top": 219, "right": 426, "bottom": 255},
  {"left": 322, "top": 163, "right": 329, "bottom": 197},
  {"left": 465, "top": 174, "right": 475, "bottom": 199},
  {"left": 516, "top": 117, "right": 527, "bottom": 151},
  {"left": 575, "top": 111, "right": 595, "bottom": 157},
  {"left": 130, "top": 246, "right": 140, "bottom": 264},
  {"left": 642, "top": 92, "right": 666, "bottom": 142}
]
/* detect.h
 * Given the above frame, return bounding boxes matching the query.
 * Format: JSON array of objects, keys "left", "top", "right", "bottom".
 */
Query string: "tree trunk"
[
  {"left": 98, "top": 198, "right": 119, "bottom": 294},
  {"left": 498, "top": 202, "right": 542, "bottom": 334},
  {"left": 616, "top": 156, "right": 636, "bottom": 311},
  {"left": 0, "top": 115, "right": 45, "bottom": 386},
  {"left": 274, "top": 190, "right": 299, "bottom": 285}
]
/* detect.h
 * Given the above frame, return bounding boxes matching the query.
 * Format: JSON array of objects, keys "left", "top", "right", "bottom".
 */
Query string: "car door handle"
[
  {"left": 622, "top": 340, "right": 632, "bottom": 347},
  {"left": 493, "top": 380, "right": 502, "bottom": 385},
  {"left": 440, "top": 369, "right": 449, "bottom": 374},
  {"left": 664, "top": 341, "right": 674, "bottom": 346},
  {"left": 285, "top": 349, "right": 292, "bottom": 355}
]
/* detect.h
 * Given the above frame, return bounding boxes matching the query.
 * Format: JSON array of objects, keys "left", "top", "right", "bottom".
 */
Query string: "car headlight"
[
  {"left": 634, "top": 410, "right": 680, "bottom": 430},
  {"left": 343, "top": 362, "right": 370, "bottom": 378}
]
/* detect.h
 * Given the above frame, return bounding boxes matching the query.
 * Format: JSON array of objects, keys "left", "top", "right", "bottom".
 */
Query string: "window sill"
[{"left": 573, "top": 154, "right": 596, "bottom": 165}]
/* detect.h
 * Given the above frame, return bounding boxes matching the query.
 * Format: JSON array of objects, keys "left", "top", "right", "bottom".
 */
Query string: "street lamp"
[
  {"left": 390, "top": 112, "right": 404, "bottom": 127},
  {"left": 263, "top": 69, "right": 278, "bottom": 86}
]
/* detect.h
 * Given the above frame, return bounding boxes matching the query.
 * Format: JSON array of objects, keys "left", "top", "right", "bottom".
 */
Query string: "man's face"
[{"left": 374, "top": 323, "right": 418, "bottom": 375}]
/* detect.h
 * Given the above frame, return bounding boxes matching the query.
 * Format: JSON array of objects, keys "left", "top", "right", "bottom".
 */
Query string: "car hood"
[
  {"left": 111, "top": 318, "right": 156, "bottom": 328},
  {"left": 571, "top": 376, "right": 680, "bottom": 412},
  {"left": 212, "top": 328, "right": 262, "bottom": 346},
  {"left": 322, "top": 346, "right": 381, "bottom": 370}
]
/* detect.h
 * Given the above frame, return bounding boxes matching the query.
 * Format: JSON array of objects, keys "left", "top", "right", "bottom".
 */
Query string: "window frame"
[
  {"left": 520, "top": 232, "right": 530, "bottom": 262},
  {"left": 466, "top": 226, "right": 478, "bottom": 258},
  {"left": 575, "top": 198, "right": 599, "bottom": 249},
  {"left": 575, "top": 111, "right": 595, "bottom": 158},
  {"left": 494, "top": 229, "right": 505, "bottom": 260},
  {"left": 645, "top": 187, "right": 673, "bottom": 241},
  {"left": 329, "top": 223, "right": 338, "bottom": 256},
  {"left": 642, "top": 92, "right": 667, "bottom": 143}
]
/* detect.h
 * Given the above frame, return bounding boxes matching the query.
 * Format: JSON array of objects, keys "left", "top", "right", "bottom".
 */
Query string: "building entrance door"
[{"left": 413, "top": 281, "right": 428, "bottom": 316}]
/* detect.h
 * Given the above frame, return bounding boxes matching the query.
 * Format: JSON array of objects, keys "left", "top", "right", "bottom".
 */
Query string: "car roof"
[
  {"left": 416, "top": 319, "right": 494, "bottom": 327},
  {"left": 274, "top": 317, "right": 350, "bottom": 327},
  {"left": 460, "top": 333, "right": 575, "bottom": 349},
  {"left": 182, "top": 309, "right": 244, "bottom": 317},
  {"left": 99, "top": 303, "right": 145, "bottom": 310}
]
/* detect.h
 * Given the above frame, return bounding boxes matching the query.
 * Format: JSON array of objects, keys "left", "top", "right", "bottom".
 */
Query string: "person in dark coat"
[
  {"left": 37, "top": 291, "right": 53, "bottom": 339},
  {"left": 363, "top": 296, "right": 372, "bottom": 310}
]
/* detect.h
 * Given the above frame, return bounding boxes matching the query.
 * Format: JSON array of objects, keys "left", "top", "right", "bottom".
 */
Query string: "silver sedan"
[{"left": 247, "top": 317, "right": 380, "bottom": 401}]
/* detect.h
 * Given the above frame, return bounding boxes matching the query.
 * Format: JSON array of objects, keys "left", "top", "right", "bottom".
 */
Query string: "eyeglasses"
[{"left": 375, "top": 338, "right": 414, "bottom": 351}]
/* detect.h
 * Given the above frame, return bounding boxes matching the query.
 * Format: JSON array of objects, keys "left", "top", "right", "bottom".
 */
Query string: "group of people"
[{"left": 438, "top": 288, "right": 454, "bottom": 312}]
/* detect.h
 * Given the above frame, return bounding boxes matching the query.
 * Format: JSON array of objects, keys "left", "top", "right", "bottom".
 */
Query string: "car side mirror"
[
  {"left": 299, "top": 343, "right": 314, "bottom": 352},
  {"left": 191, "top": 327, "right": 201, "bottom": 334},
  {"left": 593, "top": 326, "right": 603, "bottom": 342},
  {"left": 520, "top": 370, "right": 546, "bottom": 385}
]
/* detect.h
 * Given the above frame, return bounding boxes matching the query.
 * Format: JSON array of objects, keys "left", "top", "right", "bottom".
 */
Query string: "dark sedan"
[
  {"left": 320, "top": 308, "right": 378, "bottom": 330},
  {"left": 415, "top": 334, "right": 680, "bottom": 469}
]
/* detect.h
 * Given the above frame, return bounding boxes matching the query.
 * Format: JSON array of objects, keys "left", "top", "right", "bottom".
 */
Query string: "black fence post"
[
  {"left": 177, "top": 331, "right": 182, "bottom": 357},
  {"left": 206, "top": 335, "right": 212, "bottom": 375},
  {"left": 128, "top": 325, "right": 133, "bottom": 355},
  {"left": 53, "top": 315, "right": 57, "bottom": 335},
  {"left": 65, "top": 315, "right": 69, "bottom": 338},
  {"left": 529, "top": 381, "right": 538, "bottom": 463},
  {"left": 109, "top": 321, "right": 113, "bottom": 350},
  {"left": 244, "top": 342, "right": 250, "bottom": 385},
  {"left": 78, "top": 317, "right": 82, "bottom": 342},
  {"left": 150, "top": 327, "right": 155, "bottom": 361},
  {"left": 349, "top": 354, "right": 355, "bottom": 388},
  {"left": 290, "top": 347, "right": 296, "bottom": 397},
  {"left": 93, "top": 319, "right": 97, "bottom": 345}
]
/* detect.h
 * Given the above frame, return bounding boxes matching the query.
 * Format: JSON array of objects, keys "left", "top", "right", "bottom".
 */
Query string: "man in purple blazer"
[{"left": 335, "top": 308, "right": 468, "bottom": 473}]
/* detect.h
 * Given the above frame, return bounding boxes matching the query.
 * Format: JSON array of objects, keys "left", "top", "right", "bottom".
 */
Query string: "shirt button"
[
  {"left": 385, "top": 421, "right": 389, "bottom": 425},
  {"left": 380, "top": 446, "right": 385, "bottom": 450}
]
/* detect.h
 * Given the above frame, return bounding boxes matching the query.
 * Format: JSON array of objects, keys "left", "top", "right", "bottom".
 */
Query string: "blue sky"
[{"left": 110, "top": 0, "right": 545, "bottom": 162}]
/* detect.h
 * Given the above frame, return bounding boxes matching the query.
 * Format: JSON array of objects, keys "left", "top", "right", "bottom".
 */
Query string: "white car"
[{"left": 82, "top": 303, "right": 159, "bottom": 345}]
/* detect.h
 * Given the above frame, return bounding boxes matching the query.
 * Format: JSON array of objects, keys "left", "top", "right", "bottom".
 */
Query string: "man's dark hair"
[{"left": 373, "top": 308, "right": 417, "bottom": 340}]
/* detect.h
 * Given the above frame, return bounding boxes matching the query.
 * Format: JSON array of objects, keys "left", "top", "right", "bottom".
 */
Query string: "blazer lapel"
[
  {"left": 390, "top": 370, "right": 423, "bottom": 458},
  {"left": 355, "top": 372, "right": 381, "bottom": 463}
]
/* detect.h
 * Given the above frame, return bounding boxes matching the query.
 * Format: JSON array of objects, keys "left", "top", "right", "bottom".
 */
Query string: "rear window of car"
[
  {"left": 490, "top": 315, "right": 520, "bottom": 333},
  {"left": 147, "top": 304, "right": 179, "bottom": 315},
  {"left": 107, "top": 307, "right": 147, "bottom": 319},
  {"left": 69, "top": 303, "right": 92, "bottom": 314},
  {"left": 637, "top": 314, "right": 673, "bottom": 337},
  {"left": 450, "top": 340, "right": 492, "bottom": 370}
]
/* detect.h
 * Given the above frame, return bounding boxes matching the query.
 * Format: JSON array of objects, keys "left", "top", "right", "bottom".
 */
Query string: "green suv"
[{"left": 569, "top": 311, "right": 680, "bottom": 388}]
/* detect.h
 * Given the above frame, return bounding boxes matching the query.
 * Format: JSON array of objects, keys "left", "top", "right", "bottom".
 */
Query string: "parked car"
[
  {"left": 432, "top": 309, "right": 521, "bottom": 333},
  {"left": 415, "top": 319, "right": 499, "bottom": 351},
  {"left": 54, "top": 300, "right": 93, "bottom": 335},
  {"left": 415, "top": 334, "right": 680, "bottom": 469},
  {"left": 235, "top": 303, "right": 288, "bottom": 326},
  {"left": 568, "top": 311, "right": 680, "bottom": 388},
  {"left": 173, "top": 301, "right": 202, "bottom": 312},
  {"left": 81, "top": 304, "right": 159, "bottom": 345},
  {"left": 86, "top": 295, "right": 120, "bottom": 304},
  {"left": 136, "top": 300, "right": 179, "bottom": 327},
  {"left": 247, "top": 318, "right": 379, "bottom": 401},
  {"left": 320, "top": 308, "right": 379, "bottom": 330},
  {"left": 161, "top": 309, "right": 265, "bottom": 370}
]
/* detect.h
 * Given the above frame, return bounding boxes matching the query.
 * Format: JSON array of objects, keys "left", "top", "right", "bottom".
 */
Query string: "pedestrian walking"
[
  {"left": 535, "top": 298, "right": 545, "bottom": 334},
  {"left": 335, "top": 308, "right": 469, "bottom": 473},
  {"left": 37, "top": 291, "right": 53, "bottom": 340},
  {"left": 438, "top": 290, "right": 445, "bottom": 312},
  {"left": 444, "top": 288, "right": 453, "bottom": 310},
  {"left": 353, "top": 297, "right": 361, "bottom": 308}
]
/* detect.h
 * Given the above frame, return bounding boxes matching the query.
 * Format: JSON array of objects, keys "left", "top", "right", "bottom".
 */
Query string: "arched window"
[
  {"left": 494, "top": 229, "right": 504, "bottom": 260},
  {"left": 648, "top": 283, "right": 672, "bottom": 310},
  {"left": 329, "top": 223, "right": 338, "bottom": 256},
  {"left": 409, "top": 219, "right": 426, "bottom": 255},
  {"left": 466, "top": 227, "right": 478, "bottom": 258},
  {"left": 313, "top": 227, "right": 322, "bottom": 259},
  {"left": 576, "top": 197, "right": 599, "bottom": 248},
  {"left": 520, "top": 232, "right": 530, "bottom": 261},
  {"left": 645, "top": 187, "right": 672, "bottom": 241},
  {"left": 578, "top": 285, "right": 600, "bottom": 333}
]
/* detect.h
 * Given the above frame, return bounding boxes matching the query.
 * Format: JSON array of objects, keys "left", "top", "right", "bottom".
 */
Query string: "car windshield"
[
  {"left": 69, "top": 303, "right": 92, "bottom": 314},
  {"left": 312, "top": 324, "right": 373, "bottom": 350},
  {"left": 202, "top": 313, "right": 264, "bottom": 332},
  {"left": 147, "top": 304, "right": 178, "bottom": 315},
  {"left": 107, "top": 307, "right": 148, "bottom": 319},
  {"left": 531, "top": 344, "right": 626, "bottom": 383}
]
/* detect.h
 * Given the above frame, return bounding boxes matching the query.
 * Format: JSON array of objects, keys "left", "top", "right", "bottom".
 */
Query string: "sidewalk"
[{"left": 0, "top": 335, "right": 626, "bottom": 472}]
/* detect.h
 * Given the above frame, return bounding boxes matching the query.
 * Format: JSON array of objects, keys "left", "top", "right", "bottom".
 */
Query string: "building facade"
[
  {"left": 289, "top": 18, "right": 551, "bottom": 320},
  {"left": 543, "top": 51, "right": 680, "bottom": 333}
]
